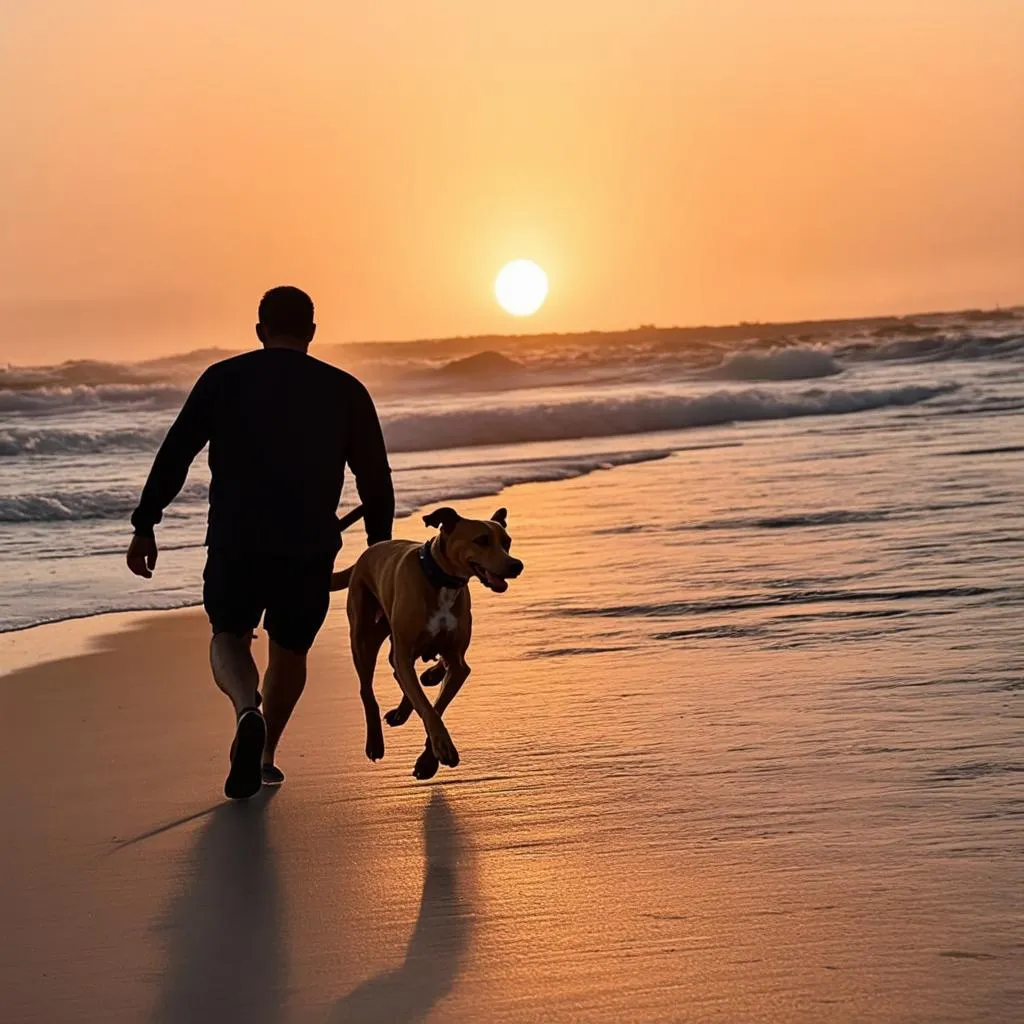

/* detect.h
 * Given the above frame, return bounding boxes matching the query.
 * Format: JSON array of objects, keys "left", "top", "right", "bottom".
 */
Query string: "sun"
[{"left": 494, "top": 260, "right": 548, "bottom": 316}]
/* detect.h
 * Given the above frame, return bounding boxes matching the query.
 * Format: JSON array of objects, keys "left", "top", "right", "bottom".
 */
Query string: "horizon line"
[{"left": 2, "top": 300, "right": 1021, "bottom": 370}]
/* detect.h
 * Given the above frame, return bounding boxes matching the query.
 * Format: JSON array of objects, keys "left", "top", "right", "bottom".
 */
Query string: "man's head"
[{"left": 256, "top": 286, "right": 316, "bottom": 349}]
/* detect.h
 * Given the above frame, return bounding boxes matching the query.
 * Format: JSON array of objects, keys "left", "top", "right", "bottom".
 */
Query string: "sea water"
[{"left": 1, "top": 311, "right": 1021, "bottom": 633}]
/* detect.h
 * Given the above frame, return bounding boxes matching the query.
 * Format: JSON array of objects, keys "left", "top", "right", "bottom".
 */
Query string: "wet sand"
[{"left": 1, "top": 468, "right": 1021, "bottom": 1023}]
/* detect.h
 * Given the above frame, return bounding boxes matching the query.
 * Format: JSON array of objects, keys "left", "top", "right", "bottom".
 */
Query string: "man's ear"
[
  {"left": 490, "top": 507, "right": 508, "bottom": 528},
  {"left": 424, "top": 507, "right": 460, "bottom": 532}
]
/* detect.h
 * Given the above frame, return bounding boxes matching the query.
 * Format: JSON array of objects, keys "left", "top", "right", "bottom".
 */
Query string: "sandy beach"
[{"left": 3, "top": 462, "right": 1022, "bottom": 1023}]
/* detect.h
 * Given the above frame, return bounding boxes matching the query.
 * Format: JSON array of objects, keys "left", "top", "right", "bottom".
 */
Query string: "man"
[{"left": 127, "top": 286, "right": 394, "bottom": 799}]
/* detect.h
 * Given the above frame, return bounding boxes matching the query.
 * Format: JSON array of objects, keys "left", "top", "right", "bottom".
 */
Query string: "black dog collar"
[{"left": 418, "top": 541, "right": 469, "bottom": 590}]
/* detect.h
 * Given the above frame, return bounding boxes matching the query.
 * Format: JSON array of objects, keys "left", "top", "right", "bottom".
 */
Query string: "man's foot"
[
  {"left": 225, "top": 707, "right": 266, "bottom": 800},
  {"left": 261, "top": 763, "right": 285, "bottom": 786}
]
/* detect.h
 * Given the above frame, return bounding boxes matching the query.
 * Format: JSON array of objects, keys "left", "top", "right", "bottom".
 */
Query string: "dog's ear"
[
  {"left": 490, "top": 507, "right": 508, "bottom": 528},
  {"left": 423, "top": 507, "right": 460, "bottom": 532}
]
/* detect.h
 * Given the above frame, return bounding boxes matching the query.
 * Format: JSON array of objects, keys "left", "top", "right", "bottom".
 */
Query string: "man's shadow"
[
  {"left": 329, "top": 790, "right": 474, "bottom": 1024},
  {"left": 150, "top": 790, "right": 285, "bottom": 1024}
]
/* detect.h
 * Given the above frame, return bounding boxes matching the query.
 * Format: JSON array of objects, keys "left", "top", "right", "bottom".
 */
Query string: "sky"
[{"left": 1, "top": 0, "right": 1022, "bottom": 363}]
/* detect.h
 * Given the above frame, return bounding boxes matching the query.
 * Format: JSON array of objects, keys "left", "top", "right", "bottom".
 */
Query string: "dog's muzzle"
[{"left": 470, "top": 558, "right": 523, "bottom": 593}]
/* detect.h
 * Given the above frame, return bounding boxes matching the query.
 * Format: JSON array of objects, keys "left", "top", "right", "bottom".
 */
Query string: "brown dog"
[{"left": 330, "top": 506, "right": 523, "bottom": 779}]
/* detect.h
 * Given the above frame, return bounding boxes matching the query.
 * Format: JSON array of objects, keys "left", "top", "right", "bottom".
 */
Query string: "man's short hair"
[{"left": 258, "top": 286, "right": 314, "bottom": 336}]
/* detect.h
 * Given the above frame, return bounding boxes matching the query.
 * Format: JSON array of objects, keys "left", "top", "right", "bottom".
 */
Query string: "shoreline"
[
  {"left": 0, "top": 468, "right": 551, "bottom": 668},
  {"left": 0, "top": 441, "right": 683, "bottom": 639},
  {"left": 0, "top": 605, "right": 202, "bottom": 678},
  {"left": 0, "top": 446, "right": 677, "bottom": 637}
]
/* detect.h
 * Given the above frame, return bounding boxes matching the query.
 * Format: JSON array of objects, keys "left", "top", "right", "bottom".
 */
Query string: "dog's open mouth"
[{"left": 470, "top": 562, "right": 509, "bottom": 593}]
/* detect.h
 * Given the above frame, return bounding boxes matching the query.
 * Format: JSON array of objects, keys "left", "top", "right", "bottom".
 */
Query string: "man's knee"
[
  {"left": 210, "top": 631, "right": 259, "bottom": 683},
  {"left": 268, "top": 639, "right": 308, "bottom": 677},
  {"left": 210, "top": 629, "right": 255, "bottom": 659}
]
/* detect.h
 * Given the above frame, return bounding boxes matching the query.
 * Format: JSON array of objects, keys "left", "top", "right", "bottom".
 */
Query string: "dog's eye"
[
  {"left": 475, "top": 535, "right": 492, "bottom": 548},
  {"left": 501, "top": 537, "right": 511, "bottom": 552}
]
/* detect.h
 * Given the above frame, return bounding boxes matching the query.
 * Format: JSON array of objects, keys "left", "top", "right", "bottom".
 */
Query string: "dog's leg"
[
  {"left": 348, "top": 585, "right": 389, "bottom": 762},
  {"left": 384, "top": 659, "right": 445, "bottom": 727},
  {"left": 382, "top": 643, "right": 410, "bottom": 727},
  {"left": 391, "top": 642, "right": 459, "bottom": 768},
  {"left": 413, "top": 658, "right": 471, "bottom": 780}
]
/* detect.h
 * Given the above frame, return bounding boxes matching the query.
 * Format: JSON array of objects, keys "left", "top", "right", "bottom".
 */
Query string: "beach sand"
[{"left": 2, "top": 464, "right": 1021, "bottom": 1023}]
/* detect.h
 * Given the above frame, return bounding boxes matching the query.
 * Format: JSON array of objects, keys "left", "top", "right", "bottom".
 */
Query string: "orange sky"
[{"left": 1, "top": 1, "right": 1022, "bottom": 363}]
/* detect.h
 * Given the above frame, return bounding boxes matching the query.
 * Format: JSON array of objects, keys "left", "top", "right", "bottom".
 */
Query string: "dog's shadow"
[
  {"left": 328, "top": 790, "right": 474, "bottom": 1024},
  {"left": 150, "top": 790, "right": 285, "bottom": 1024}
]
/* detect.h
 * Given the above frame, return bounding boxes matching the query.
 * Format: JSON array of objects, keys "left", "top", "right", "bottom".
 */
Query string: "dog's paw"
[
  {"left": 365, "top": 724, "right": 385, "bottom": 762},
  {"left": 430, "top": 729, "right": 460, "bottom": 768},
  {"left": 413, "top": 747, "right": 440, "bottom": 780},
  {"left": 420, "top": 663, "right": 446, "bottom": 687},
  {"left": 384, "top": 702, "right": 412, "bottom": 728}
]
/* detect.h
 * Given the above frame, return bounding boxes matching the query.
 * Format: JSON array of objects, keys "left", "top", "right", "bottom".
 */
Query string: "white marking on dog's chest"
[{"left": 426, "top": 588, "right": 459, "bottom": 636}]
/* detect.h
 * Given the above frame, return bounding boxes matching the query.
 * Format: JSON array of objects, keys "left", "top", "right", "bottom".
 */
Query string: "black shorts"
[{"left": 203, "top": 549, "right": 335, "bottom": 655}]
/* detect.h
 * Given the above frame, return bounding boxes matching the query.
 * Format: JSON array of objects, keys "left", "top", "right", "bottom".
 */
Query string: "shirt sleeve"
[
  {"left": 345, "top": 382, "right": 395, "bottom": 545},
  {"left": 130, "top": 370, "right": 214, "bottom": 536}
]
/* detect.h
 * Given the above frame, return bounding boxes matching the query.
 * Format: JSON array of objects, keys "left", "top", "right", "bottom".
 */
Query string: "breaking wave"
[
  {"left": 380, "top": 383, "right": 957, "bottom": 452},
  {"left": 1, "top": 317, "right": 1019, "bottom": 413},
  {"left": 0, "top": 383, "right": 956, "bottom": 457},
  {"left": 837, "top": 331, "right": 1024, "bottom": 364},
  {"left": 0, "top": 483, "right": 209, "bottom": 523},
  {"left": 705, "top": 347, "right": 842, "bottom": 381},
  {"left": 0, "top": 425, "right": 168, "bottom": 456},
  {"left": 0, "top": 383, "right": 186, "bottom": 415}
]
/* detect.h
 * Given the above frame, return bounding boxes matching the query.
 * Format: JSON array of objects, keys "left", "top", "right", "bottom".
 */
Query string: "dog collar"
[{"left": 418, "top": 541, "right": 469, "bottom": 590}]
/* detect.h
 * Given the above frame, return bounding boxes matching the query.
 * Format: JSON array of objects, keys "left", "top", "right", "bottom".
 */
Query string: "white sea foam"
[
  {"left": 1, "top": 452, "right": 670, "bottom": 525},
  {"left": 1, "top": 321, "right": 1019, "bottom": 414},
  {"left": 0, "top": 482, "right": 209, "bottom": 523},
  {"left": 705, "top": 347, "right": 842, "bottom": 381},
  {"left": 0, "top": 383, "right": 186, "bottom": 415},
  {"left": 0, "top": 382, "right": 955, "bottom": 458},
  {"left": 837, "top": 330, "right": 1024, "bottom": 364},
  {"left": 380, "top": 383, "right": 956, "bottom": 452},
  {"left": 0, "top": 426, "right": 168, "bottom": 457}
]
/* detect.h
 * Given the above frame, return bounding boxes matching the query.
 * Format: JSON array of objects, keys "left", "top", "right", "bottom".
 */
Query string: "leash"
[{"left": 338, "top": 504, "right": 365, "bottom": 533}]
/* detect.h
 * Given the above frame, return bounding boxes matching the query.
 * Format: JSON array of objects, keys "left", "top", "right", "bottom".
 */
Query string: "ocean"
[{"left": 1, "top": 309, "right": 1021, "bottom": 635}]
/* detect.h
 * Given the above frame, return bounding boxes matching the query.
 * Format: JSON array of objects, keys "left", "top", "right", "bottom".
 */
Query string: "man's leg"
[
  {"left": 262, "top": 640, "right": 307, "bottom": 768},
  {"left": 259, "top": 553, "right": 334, "bottom": 782},
  {"left": 210, "top": 631, "right": 260, "bottom": 714},
  {"left": 204, "top": 548, "right": 268, "bottom": 799},
  {"left": 210, "top": 629, "right": 267, "bottom": 799}
]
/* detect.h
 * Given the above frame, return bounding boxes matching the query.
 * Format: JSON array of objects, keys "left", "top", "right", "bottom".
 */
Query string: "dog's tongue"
[{"left": 483, "top": 570, "right": 508, "bottom": 593}]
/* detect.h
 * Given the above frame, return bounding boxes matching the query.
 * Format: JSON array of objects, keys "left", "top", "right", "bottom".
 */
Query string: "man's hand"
[{"left": 127, "top": 534, "right": 158, "bottom": 578}]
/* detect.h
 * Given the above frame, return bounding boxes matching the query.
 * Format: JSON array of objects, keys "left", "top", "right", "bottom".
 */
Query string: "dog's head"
[{"left": 423, "top": 506, "right": 523, "bottom": 593}]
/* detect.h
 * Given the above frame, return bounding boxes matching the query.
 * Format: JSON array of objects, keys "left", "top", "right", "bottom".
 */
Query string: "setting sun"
[{"left": 494, "top": 260, "right": 548, "bottom": 317}]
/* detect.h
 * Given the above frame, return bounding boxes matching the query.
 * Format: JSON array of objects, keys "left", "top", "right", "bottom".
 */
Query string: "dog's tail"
[{"left": 330, "top": 566, "right": 354, "bottom": 591}]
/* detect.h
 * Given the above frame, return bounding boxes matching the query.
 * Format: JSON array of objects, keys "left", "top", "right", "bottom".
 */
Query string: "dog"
[{"left": 330, "top": 506, "right": 523, "bottom": 779}]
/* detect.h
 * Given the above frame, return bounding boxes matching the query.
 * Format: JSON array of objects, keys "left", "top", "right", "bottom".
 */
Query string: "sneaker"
[
  {"left": 224, "top": 707, "right": 266, "bottom": 800},
  {"left": 261, "top": 764, "right": 286, "bottom": 786}
]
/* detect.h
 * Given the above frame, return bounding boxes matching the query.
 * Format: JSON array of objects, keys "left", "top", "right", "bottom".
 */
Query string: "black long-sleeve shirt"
[{"left": 131, "top": 348, "right": 394, "bottom": 553}]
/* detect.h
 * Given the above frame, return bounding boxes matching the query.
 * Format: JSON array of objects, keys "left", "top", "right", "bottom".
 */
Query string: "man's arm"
[
  {"left": 127, "top": 372, "right": 213, "bottom": 576},
  {"left": 346, "top": 383, "right": 395, "bottom": 545}
]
